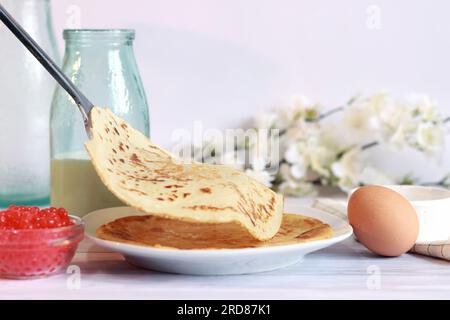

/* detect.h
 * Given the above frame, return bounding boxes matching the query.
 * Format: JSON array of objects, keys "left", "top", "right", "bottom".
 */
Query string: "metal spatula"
[{"left": 0, "top": 3, "right": 93, "bottom": 133}]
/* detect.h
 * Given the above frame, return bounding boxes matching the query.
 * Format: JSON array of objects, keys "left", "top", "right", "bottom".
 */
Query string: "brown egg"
[{"left": 348, "top": 185, "right": 419, "bottom": 257}]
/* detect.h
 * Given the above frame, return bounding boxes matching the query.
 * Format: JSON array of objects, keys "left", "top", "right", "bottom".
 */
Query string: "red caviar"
[
  {"left": 0, "top": 206, "right": 83, "bottom": 279},
  {"left": 0, "top": 206, "right": 73, "bottom": 230}
]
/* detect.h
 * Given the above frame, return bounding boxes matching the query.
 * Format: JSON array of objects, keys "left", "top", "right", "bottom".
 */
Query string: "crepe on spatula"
[
  {"left": 85, "top": 107, "right": 284, "bottom": 241},
  {"left": 97, "top": 214, "right": 333, "bottom": 250}
]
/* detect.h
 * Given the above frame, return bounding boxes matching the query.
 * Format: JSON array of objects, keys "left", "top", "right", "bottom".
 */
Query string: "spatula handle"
[{"left": 0, "top": 3, "right": 93, "bottom": 125}]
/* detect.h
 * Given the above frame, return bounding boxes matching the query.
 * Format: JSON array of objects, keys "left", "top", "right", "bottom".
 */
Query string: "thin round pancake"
[
  {"left": 85, "top": 107, "right": 283, "bottom": 241},
  {"left": 96, "top": 214, "right": 333, "bottom": 250}
]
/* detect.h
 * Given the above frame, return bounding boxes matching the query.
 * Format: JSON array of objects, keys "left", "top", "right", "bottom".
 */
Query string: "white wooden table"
[{"left": 1, "top": 198, "right": 449, "bottom": 300}]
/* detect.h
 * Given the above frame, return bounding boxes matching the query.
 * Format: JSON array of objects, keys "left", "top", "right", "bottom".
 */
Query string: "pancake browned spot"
[{"left": 200, "top": 188, "right": 212, "bottom": 194}]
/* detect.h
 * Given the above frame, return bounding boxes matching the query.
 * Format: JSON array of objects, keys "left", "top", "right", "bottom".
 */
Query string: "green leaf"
[{"left": 400, "top": 174, "right": 418, "bottom": 185}]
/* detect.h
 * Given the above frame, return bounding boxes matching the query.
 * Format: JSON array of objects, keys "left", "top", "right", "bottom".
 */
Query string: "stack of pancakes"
[{"left": 86, "top": 107, "right": 332, "bottom": 250}]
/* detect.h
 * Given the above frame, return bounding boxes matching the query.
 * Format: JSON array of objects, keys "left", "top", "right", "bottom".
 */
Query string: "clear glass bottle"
[
  {"left": 50, "top": 29, "right": 150, "bottom": 217},
  {"left": 0, "top": 0, "right": 59, "bottom": 207}
]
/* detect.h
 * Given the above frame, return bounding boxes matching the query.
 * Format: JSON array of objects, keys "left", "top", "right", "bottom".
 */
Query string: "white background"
[{"left": 50, "top": 0, "right": 450, "bottom": 182}]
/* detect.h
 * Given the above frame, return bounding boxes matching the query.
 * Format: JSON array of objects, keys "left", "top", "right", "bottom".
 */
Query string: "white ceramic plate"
[{"left": 84, "top": 205, "right": 353, "bottom": 275}]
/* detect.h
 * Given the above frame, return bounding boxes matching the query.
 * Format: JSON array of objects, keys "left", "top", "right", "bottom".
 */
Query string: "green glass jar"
[{"left": 50, "top": 29, "right": 150, "bottom": 217}]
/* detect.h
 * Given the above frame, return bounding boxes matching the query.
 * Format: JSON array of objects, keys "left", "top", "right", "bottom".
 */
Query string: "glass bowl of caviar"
[{"left": 0, "top": 206, "right": 84, "bottom": 279}]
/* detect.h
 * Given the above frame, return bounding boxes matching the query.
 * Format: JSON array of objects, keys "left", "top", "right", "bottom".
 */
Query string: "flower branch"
[
  {"left": 361, "top": 141, "right": 380, "bottom": 151},
  {"left": 313, "top": 106, "right": 345, "bottom": 122},
  {"left": 192, "top": 92, "right": 449, "bottom": 195}
]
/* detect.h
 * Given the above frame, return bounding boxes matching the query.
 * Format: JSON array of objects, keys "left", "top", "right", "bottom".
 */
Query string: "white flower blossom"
[
  {"left": 331, "top": 148, "right": 393, "bottom": 192},
  {"left": 374, "top": 94, "right": 446, "bottom": 155},
  {"left": 378, "top": 102, "right": 415, "bottom": 148},
  {"left": 278, "top": 163, "right": 316, "bottom": 196},
  {"left": 364, "top": 92, "right": 394, "bottom": 114},
  {"left": 272, "top": 95, "right": 319, "bottom": 129},
  {"left": 245, "top": 168, "right": 275, "bottom": 187},
  {"left": 245, "top": 157, "right": 276, "bottom": 187},
  {"left": 331, "top": 149, "right": 362, "bottom": 192},
  {"left": 407, "top": 94, "right": 440, "bottom": 121},
  {"left": 416, "top": 122, "right": 445, "bottom": 154},
  {"left": 344, "top": 107, "right": 377, "bottom": 135},
  {"left": 220, "top": 150, "right": 246, "bottom": 171}
]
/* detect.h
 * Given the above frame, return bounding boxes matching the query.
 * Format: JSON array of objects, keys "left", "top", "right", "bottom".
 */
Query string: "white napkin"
[{"left": 312, "top": 198, "right": 450, "bottom": 262}]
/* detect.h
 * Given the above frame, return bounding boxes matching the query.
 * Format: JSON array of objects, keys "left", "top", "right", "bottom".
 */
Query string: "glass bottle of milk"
[
  {"left": 0, "top": 0, "right": 59, "bottom": 207},
  {"left": 50, "top": 29, "right": 150, "bottom": 217}
]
